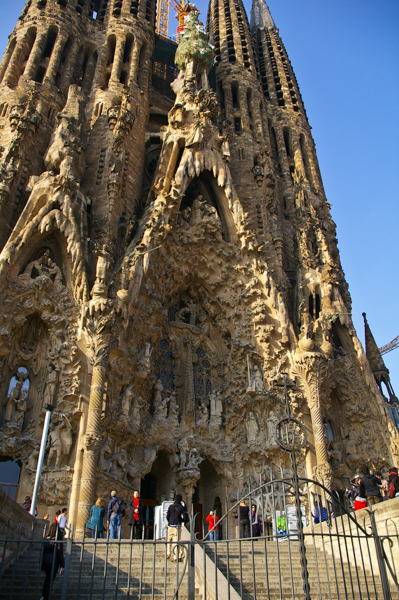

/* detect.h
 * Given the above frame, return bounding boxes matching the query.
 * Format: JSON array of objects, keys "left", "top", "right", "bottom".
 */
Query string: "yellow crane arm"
[{"left": 379, "top": 334, "right": 399, "bottom": 356}]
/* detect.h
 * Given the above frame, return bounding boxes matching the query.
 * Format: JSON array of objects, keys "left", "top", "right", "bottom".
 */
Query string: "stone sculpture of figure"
[
  {"left": 155, "top": 395, "right": 169, "bottom": 419},
  {"left": 27, "top": 447, "right": 39, "bottom": 472},
  {"left": 300, "top": 306, "right": 313, "bottom": 339},
  {"left": 121, "top": 383, "right": 134, "bottom": 417},
  {"left": 179, "top": 438, "right": 190, "bottom": 468},
  {"left": 187, "top": 447, "right": 202, "bottom": 469},
  {"left": 177, "top": 206, "right": 191, "bottom": 230},
  {"left": 169, "top": 392, "right": 179, "bottom": 424},
  {"left": 23, "top": 250, "right": 62, "bottom": 288},
  {"left": 266, "top": 411, "right": 279, "bottom": 447},
  {"left": 245, "top": 411, "right": 260, "bottom": 445},
  {"left": 43, "top": 365, "right": 58, "bottom": 406},
  {"left": 210, "top": 391, "right": 223, "bottom": 427},
  {"left": 109, "top": 449, "right": 127, "bottom": 476},
  {"left": 153, "top": 379, "right": 163, "bottom": 408},
  {"left": 189, "top": 195, "right": 204, "bottom": 226},
  {"left": 4, "top": 380, "right": 23, "bottom": 422},
  {"left": 98, "top": 438, "right": 113, "bottom": 472},
  {"left": 197, "top": 401, "right": 208, "bottom": 427},
  {"left": 131, "top": 395, "right": 143, "bottom": 425},
  {"left": 95, "top": 245, "right": 110, "bottom": 285},
  {"left": 136, "top": 342, "right": 152, "bottom": 378},
  {"left": 47, "top": 415, "right": 72, "bottom": 468},
  {"left": 14, "top": 389, "right": 28, "bottom": 429},
  {"left": 247, "top": 363, "right": 264, "bottom": 394},
  {"left": 345, "top": 429, "right": 359, "bottom": 455}
]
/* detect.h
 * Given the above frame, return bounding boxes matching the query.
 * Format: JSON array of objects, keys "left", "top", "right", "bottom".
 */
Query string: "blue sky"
[{"left": 1, "top": 0, "right": 398, "bottom": 395}]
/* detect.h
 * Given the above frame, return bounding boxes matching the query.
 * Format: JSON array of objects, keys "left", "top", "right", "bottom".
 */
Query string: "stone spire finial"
[
  {"left": 362, "top": 312, "right": 388, "bottom": 375},
  {"left": 250, "top": 0, "right": 275, "bottom": 31}
]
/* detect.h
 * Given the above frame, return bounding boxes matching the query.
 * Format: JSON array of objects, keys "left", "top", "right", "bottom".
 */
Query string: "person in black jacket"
[
  {"left": 128, "top": 490, "right": 145, "bottom": 540},
  {"left": 235, "top": 500, "right": 250, "bottom": 538},
  {"left": 361, "top": 466, "right": 382, "bottom": 506},
  {"left": 166, "top": 494, "right": 184, "bottom": 560},
  {"left": 41, "top": 523, "right": 64, "bottom": 600}
]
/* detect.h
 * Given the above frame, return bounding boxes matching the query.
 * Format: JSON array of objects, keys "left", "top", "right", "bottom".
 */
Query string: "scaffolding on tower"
[{"left": 156, "top": 0, "right": 188, "bottom": 41}]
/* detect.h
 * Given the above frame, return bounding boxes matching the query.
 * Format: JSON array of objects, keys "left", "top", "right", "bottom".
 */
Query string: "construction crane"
[
  {"left": 379, "top": 334, "right": 399, "bottom": 356},
  {"left": 156, "top": 0, "right": 187, "bottom": 40}
]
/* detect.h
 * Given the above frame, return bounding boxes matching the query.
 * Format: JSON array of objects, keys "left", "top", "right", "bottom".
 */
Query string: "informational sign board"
[
  {"left": 154, "top": 501, "right": 173, "bottom": 539},
  {"left": 273, "top": 505, "right": 307, "bottom": 541}
]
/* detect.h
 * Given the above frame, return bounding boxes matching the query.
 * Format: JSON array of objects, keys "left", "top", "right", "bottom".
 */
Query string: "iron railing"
[{"left": 1, "top": 479, "right": 398, "bottom": 599}]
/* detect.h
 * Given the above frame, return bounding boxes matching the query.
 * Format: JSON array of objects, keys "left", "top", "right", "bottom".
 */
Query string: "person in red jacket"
[{"left": 206, "top": 510, "right": 220, "bottom": 541}]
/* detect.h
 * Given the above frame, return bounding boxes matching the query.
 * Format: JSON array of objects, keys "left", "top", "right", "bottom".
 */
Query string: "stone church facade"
[{"left": 0, "top": 0, "right": 397, "bottom": 531}]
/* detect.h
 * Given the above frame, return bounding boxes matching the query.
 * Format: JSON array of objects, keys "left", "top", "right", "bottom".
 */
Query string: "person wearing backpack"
[
  {"left": 107, "top": 490, "right": 126, "bottom": 539},
  {"left": 166, "top": 494, "right": 184, "bottom": 561},
  {"left": 388, "top": 468, "right": 399, "bottom": 499}
]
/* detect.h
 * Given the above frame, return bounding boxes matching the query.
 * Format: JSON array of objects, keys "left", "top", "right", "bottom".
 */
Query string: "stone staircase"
[
  {"left": 204, "top": 539, "right": 384, "bottom": 600},
  {"left": 0, "top": 539, "right": 201, "bottom": 599},
  {"left": 0, "top": 534, "right": 389, "bottom": 599}
]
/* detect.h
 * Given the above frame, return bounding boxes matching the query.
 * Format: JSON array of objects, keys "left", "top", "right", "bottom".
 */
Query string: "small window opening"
[
  {"left": 283, "top": 127, "right": 291, "bottom": 157},
  {"left": 234, "top": 117, "right": 241, "bottom": 132},
  {"left": 232, "top": 84, "right": 239, "bottom": 109}
]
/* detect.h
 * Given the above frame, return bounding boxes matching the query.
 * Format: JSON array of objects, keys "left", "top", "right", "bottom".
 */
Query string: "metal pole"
[{"left": 30, "top": 404, "right": 54, "bottom": 516}]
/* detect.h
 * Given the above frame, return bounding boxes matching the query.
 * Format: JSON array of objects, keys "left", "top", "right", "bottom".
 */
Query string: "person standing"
[
  {"left": 376, "top": 470, "right": 388, "bottom": 500},
  {"left": 361, "top": 466, "right": 382, "bottom": 506},
  {"left": 86, "top": 498, "right": 106, "bottom": 538},
  {"left": 128, "top": 490, "right": 144, "bottom": 540},
  {"left": 251, "top": 505, "right": 263, "bottom": 537},
  {"left": 56, "top": 507, "right": 69, "bottom": 538},
  {"left": 107, "top": 491, "right": 126, "bottom": 539},
  {"left": 166, "top": 494, "right": 184, "bottom": 561},
  {"left": 388, "top": 467, "right": 399, "bottom": 498},
  {"left": 235, "top": 500, "right": 250, "bottom": 538},
  {"left": 206, "top": 510, "right": 220, "bottom": 541},
  {"left": 41, "top": 523, "right": 65, "bottom": 600}
]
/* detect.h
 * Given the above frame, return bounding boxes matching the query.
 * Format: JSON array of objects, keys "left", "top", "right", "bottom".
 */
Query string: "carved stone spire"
[
  {"left": 250, "top": 0, "right": 275, "bottom": 31},
  {"left": 363, "top": 312, "right": 397, "bottom": 402}
]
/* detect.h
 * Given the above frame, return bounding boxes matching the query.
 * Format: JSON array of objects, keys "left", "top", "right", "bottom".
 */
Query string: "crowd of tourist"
[{"left": 345, "top": 466, "right": 399, "bottom": 510}]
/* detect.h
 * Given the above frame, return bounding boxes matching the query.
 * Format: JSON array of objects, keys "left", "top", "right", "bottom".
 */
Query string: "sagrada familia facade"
[{"left": 0, "top": 0, "right": 397, "bottom": 530}]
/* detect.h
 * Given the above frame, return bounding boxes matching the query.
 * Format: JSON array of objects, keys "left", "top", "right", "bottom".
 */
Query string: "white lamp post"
[{"left": 30, "top": 403, "right": 54, "bottom": 517}]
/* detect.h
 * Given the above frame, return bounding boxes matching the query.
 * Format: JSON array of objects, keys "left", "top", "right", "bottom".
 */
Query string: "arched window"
[
  {"left": 154, "top": 340, "right": 175, "bottom": 390},
  {"left": 193, "top": 347, "right": 212, "bottom": 398}
]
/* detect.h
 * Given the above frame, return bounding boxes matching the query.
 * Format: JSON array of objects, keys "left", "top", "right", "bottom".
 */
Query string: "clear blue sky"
[{"left": 0, "top": 0, "right": 398, "bottom": 395}]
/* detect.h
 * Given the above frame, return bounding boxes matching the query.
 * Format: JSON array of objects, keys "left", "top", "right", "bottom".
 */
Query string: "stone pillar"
[
  {"left": 82, "top": 51, "right": 97, "bottom": 95},
  {"left": 110, "top": 36, "right": 126, "bottom": 83},
  {"left": 68, "top": 397, "right": 88, "bottom": 529},
  {"left": 0, "top": 39, "right": 17, "bottom": 83},
  {"left": 251, "top": 94, "right": 263, "bottom": 141},
  {"left": 77, "top": 354, "right": 107, "bottom": 530},
  {"left": 292, "top": 354, "right": 332, "bottom": 487},
  {"left": 4, "top": 38, "right": 30, "bottom": 85},
  {"left": 43, "top": 35, "right": 67, "bottom": 85},
  {"left": 58, "top": 39, "right": 81, "bottom": 94},
  {"left": 238, "top": 85, "right": 250, "bottom": 131},
  {"left": 128, "top": 39, "right": 142, "bottom": 86},
  {"left": 23, "top": 31, "right": 48, "bottom": 81},
  {"left": 223, "top": 84, "right": 233, "bottom": 124},
  {"left": 91, "top": 42, "right": 109, "bottom": 91}
]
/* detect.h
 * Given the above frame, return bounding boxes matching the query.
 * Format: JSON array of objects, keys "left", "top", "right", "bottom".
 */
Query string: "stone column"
[
  {"left": 43, "top": 35, "right": 67, "bottom": 85},
  {"left": 223, "top": 84, "right": 233, "bottom": 124},
  {"left": 110, "top": 36, "right": 126, "bottom": 83},
  {"left": 68, "top": 397, "right": 88, "bottom": 529},
  {"left": 128, "top": 39, "right": 142, "bottom": 86},
  {"left": 251, "top": 94, "right": 264, "bottom": 142},
  {"left": 58, "top": 39, "right": 81, "bottom": 94},
  {"left": 238, "top": 85, "right": 250, "bottom": 131},
  {"left": 77, "top": 347, "right": 108, "bottom": 530},
  {"left": 292, "top": 354, "right": 332, "bottom": 487},
  {"left": 22, "top": 31, "right": 48, "bottom": 81},
  {"left": 82, "top": 51, "right": 97, "bottom": 95},
  {"left": 0, "top": 39, "right": 17, "bottom": 83},
  {"left": 4, "top": 37, "right": 31, "bottom": 85}
]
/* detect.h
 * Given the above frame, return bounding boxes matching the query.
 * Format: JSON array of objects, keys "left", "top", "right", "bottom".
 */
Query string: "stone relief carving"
[{"left": 47, "top": 413, "right": 72, "bottom": 468}]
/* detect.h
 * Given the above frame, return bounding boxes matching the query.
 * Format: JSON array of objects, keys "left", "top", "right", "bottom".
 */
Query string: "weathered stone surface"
[{"left": 0, "top": 0, "right": 395, "bottom": 527}]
